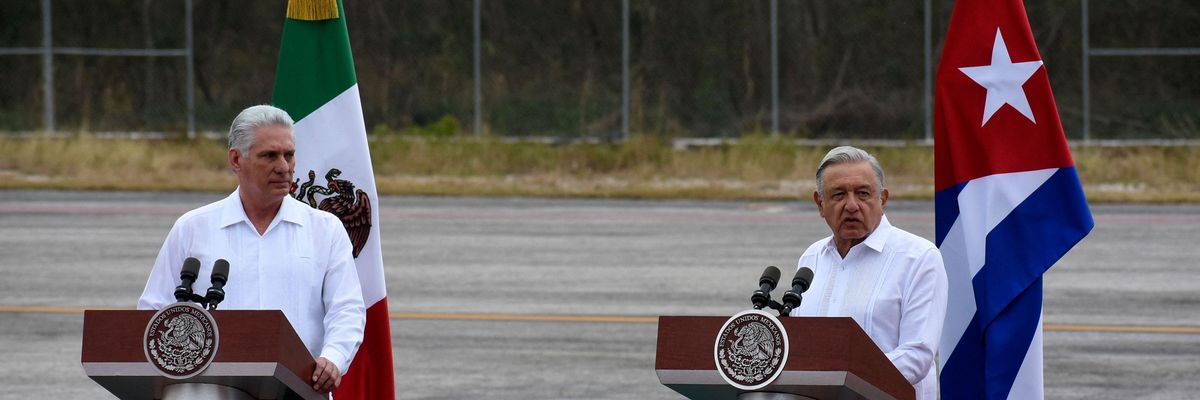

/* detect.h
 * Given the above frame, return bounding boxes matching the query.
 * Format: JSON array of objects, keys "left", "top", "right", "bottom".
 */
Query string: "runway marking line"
[
  {"left": 1044, "top": 323, "right": 1200, "bottom": 334},
  {"left": 388, "top": 312, "right": 658, "bottom": 324},
  {"left": 3, "top": 305, "right": 1199, "bottom": 335}
]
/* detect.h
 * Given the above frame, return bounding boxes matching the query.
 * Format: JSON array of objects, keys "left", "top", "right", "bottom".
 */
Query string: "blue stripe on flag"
[
  {"left": 973, "top": 167, "right": 1093, "bottom": 324},
  {"left": 939, "top": 167, "right": 1092, "bottom": 399},
  {"left": 934, "top": 181, "right": 965, "bottom": 247},
  {"left": 942, "top": 278, "right": 1043, "bottom": 399},
  {"left": 941, "top": 311, "right": 986, "bottom": 398}
]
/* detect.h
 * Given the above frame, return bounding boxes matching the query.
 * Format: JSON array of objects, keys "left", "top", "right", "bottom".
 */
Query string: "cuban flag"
[{"left": 934, "top": 0, "right": 1094, "bottom": 399}]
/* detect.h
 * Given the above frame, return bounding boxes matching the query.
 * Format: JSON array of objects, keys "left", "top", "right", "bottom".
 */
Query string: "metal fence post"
[
  {"left": 1081, "top": 0, "right": 1090, "bottom": 142},
  {"left": 42, "top": 0, "right": 54, "bottom": 133},
  {"left": 924, "top": 0, "right": 932, "bottom": 144},
  {"left": 473, "top": 0, "right": 482, "bottom": 137},
  {"left": 621, "top": 0, "right": 630, "bottom": 141},
  {"left": 185, "top": 0, "right": 195, "bottom": 139},
  {"left": 770, "top": 0, "right": 779, "bottom": 137}
]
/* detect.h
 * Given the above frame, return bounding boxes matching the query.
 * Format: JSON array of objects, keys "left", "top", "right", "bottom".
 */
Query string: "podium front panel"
[
  {"left": 81, "top": 310, "right": 324, "bottom": 400},
  {"left": 655, "top": 316, "right": 913, "bottom": 400}
]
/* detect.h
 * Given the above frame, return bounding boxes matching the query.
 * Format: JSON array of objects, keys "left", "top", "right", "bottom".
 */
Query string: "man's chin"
[
  {"left": 837, "top": 229, "right": 868, "bottom": 241},
  {"left": 268, "top": 185, "right": 292, "bottom": 197}
]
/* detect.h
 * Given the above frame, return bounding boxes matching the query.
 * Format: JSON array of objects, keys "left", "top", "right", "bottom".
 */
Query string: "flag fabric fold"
[
  {"left": 934, "top": 1, "right": 1093, "bottom": 399},
  {"left": 273, "top": 0, "right": 395, "bottom": 398}
]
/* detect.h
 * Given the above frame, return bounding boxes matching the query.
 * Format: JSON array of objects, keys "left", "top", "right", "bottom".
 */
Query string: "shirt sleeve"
[
  {"left": 884, "top": 247, "right": 949, "bottom": 384},
  {"left": 137, "top": 220, "right": 187, "bottom": 310},
  {"left": 317, "top": 223, "right": 366, "bottom": 375}
]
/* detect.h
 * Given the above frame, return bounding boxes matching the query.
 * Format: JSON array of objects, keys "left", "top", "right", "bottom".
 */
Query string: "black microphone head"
[
  {"left": 211, "top": 259, "right": 230, "bottom": 284},
  {"left": 181, "top": 257, "right": 201, "bottom": 280},
  {"left": 175, "top": 257, "right": 202, "bottom": 303},
  {"left": 760, "top": 266, "right": 781, "bottom": 288},
  {"left": 792, "top": 267, "right": 814, "bottom": 292}
]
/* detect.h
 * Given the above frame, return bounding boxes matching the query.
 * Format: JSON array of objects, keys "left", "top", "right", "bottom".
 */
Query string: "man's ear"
[
  {"left": 228, "top": 148, "right": 241, "bottom": 172},
  {"left": 880, "top": 188, "right": 890, "bottom": 208},
  {"left": 812, "top": 191, "right": 824, "bottom": 216}
]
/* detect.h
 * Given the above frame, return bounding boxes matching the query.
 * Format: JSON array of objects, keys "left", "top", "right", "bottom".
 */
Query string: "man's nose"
[{"left": 845, "top": 198, "right": 862, "bottom": 212}]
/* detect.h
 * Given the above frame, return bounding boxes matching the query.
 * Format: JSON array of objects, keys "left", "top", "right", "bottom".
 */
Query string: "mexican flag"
[{"left": 272, "top": 0, "right": 394, "bottom": 398}]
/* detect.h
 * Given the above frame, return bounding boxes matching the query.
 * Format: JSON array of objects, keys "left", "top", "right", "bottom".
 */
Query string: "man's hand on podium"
[{"left": 312, "top": 357, "right": 342, "bottom": 393}]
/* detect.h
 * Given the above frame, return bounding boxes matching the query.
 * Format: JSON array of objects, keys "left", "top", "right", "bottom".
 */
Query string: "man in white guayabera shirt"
[
  {"left": 137, "top": 105, "right": 365, "bottom": 394},
  {"left": 789, "top": 146, "right": 948, "bottom": 400}
]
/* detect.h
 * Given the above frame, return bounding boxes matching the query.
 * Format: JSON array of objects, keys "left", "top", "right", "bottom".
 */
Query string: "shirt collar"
[
  {"left": 861, "top": 214, "right": 893, "bottom": 252},
  {"left": 822, "top": 214, "right": 893, "bottom": 255},
  {"left": 276, "top": 195, "right": 308, "bottom": 226},
  {"left": 219, "top": 190, "right": 246, "bottom": 228},
  {"left": 218, "top": 187, "right": 307, "bottom": 229}
]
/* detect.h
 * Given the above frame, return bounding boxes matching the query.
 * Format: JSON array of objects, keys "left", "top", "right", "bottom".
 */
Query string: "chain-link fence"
[{"left": 1, "top": 0, "right": 1197, "bottom": 141}]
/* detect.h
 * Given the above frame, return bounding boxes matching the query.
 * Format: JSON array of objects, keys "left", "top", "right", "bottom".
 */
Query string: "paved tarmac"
[{"left": 0, "top": 190, "right": 1197, "bottom": 399}]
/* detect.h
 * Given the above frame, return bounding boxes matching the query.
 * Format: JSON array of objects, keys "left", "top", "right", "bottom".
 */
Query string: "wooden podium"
[
  {"left": 656, "top": 316, "right": 914, "bottom": 400},
  {"left": 81, "top": 309, "right": 325, "bottom": 400}
]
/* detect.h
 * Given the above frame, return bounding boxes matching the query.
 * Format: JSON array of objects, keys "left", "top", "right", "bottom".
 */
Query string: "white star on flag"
[{"left": 958, "top": 28, "right": 1044, "bottom": 126}]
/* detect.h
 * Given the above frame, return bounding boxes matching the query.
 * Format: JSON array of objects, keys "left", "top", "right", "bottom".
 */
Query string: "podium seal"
[
  {"left": 714, "top": 309, "right": 789, "bottom": 390},
  {"left": 143, "top": 302, "right": 219, "bottom": 379}
]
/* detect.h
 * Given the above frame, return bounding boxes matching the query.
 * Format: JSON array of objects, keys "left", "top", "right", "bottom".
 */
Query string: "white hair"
[
  {"left": 228, "top": 105, "right": 294, "bottom": 156},
  {"left": 815, "top": 145, "right": 885, "bottom": 196}
]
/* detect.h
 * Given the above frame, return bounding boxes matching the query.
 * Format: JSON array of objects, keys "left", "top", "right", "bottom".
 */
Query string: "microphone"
[
  {"left": 174, "top": 257, "right": 201, "bottom": 303},
  {"left": 781, "top": 267, "right": 815, "bottom": 315},
  {"left": 750, "top": 266, "right": 781, "bottom": 310},
  {"left": 205, "top": 259, "right": 230, "bottom": 310}
]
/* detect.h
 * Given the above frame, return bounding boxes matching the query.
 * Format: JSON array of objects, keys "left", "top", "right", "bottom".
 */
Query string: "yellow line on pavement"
[
  {"left": 1045, "top": 323, "right": 1200, "bottom": 334},
  {"left": 388, "top": 312, "right": 659, "bottom": 324},
  {"left": 0, "top": 305, "right": 118, "bottom": 314},
  {"left": 4, "top": 306, "right": 1199, "bottom": 334}
]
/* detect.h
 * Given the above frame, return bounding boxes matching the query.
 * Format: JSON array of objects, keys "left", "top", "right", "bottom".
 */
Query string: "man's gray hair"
[
  {"left": 815, "top": 146, "right": 885, "bottom": 196},
  {"left": 228, "top": 105, "right": 294, "bottom": 156}
]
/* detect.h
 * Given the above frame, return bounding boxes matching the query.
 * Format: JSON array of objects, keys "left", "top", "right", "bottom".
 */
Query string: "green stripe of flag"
[{"left": 272, "top": 0, "right": 357, "bottom": 122}]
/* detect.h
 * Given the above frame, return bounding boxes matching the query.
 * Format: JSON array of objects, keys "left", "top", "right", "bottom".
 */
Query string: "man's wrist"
[{"left": 318, "top": 349, "right": 349, "bottom": 374}]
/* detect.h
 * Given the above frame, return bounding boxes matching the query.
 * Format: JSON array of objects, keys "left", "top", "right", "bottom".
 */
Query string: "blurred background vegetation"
[
  {"left": 2, "top": 136, "right": 1197, "bottom": 202},
  {"left": 1, "top": 0, "right": 1197, "bottom": 201},
  {"left": 0, "top": 0, "right": 1197, "bottom": 140}
]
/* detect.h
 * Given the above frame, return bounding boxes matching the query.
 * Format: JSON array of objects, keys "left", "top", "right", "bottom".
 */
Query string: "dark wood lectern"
[
  {"left": 656, "top": 316, "right": 914, "bottom": 400},
  {"left": 81, "top": 310, "right": 325, "bottom": 400}
]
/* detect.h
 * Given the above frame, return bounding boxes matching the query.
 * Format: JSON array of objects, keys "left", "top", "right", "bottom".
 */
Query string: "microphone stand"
[
  {"left": 176, "top": 293, "right": 211, "bottom": 309},
  {"left": 762, "top": 300, "right": 789, "bottom": 317}
]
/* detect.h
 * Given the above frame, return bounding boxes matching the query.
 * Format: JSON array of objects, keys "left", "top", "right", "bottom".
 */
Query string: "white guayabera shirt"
[
  {"left": 137, "top": 188, "right": 365, "bottom": 374},
  {"left": 789, "top": 216, "right": 948, "bottom": 400}
]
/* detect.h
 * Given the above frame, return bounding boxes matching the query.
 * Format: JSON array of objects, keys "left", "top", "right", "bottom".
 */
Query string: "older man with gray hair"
[
  {"left": 789, "top": 146, "right": 948, "bottom": 400},
  {"left": 137, "top": 104, "right": 365, "bottom": 394}
]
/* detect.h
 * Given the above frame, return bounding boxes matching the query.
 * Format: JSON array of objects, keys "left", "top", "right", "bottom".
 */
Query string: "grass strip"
[{"left": 1, "top": 135, "right": 1196, "bottom": 202}]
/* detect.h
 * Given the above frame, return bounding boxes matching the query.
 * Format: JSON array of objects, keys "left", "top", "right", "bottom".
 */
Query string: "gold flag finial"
[{"left": 286, "top": 0, "right": 339, "bottom": 21}]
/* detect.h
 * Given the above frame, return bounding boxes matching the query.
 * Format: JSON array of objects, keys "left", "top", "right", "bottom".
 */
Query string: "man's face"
[
  {"left": 814, "top": 161, "right": 889, "bottom": 249},
  {"left": 230, "top": 125, "right": 295, "bottom": 203}
]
